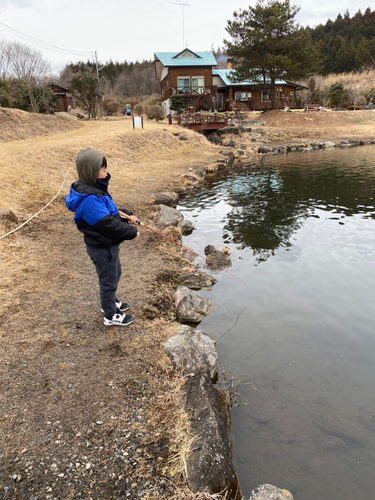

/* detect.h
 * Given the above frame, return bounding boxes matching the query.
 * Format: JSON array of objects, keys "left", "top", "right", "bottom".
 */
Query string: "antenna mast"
[{"left": 170, "top": 1, "right": 190, "bottom": 48}]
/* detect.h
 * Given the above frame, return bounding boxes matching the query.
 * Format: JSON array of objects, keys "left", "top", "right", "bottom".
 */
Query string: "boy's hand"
[{"left": 129, "top": 216, "right": 138, "bottom": 225}]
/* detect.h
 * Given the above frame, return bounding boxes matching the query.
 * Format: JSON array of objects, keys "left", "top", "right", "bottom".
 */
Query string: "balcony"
[{"left": 167, "top": 85, "right": 218, "bottom": 98}]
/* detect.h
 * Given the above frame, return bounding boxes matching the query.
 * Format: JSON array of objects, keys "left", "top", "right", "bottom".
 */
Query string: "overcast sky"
[{"left": 0, "top": 0, "right": 372, "bottom": 74}]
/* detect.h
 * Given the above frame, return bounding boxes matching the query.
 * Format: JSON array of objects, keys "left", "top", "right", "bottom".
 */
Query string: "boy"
[{"left": 66, "top": 148, "right": 138, "bottom": 326}]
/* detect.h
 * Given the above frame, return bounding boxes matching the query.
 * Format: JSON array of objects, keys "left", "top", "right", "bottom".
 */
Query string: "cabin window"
[
  {"left": 217, "top": 94, "right": 224, "bottom": 109},
  {"left": 177, "top": 77, "right": 190, "bottom": 94},
  {"left": 235, "top": 92, "right": 248, "bottom": 101},
  {"left": 261, "top": 90, "right": 271, "bottom": 102},
  {"left": 192, "top": 77, "right": 204, "bottom": 94}
]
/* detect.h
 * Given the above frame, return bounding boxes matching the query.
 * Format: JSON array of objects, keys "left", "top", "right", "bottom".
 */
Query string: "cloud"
[{"left": 0, "top": 0, "right": 34, "bottom": 7}]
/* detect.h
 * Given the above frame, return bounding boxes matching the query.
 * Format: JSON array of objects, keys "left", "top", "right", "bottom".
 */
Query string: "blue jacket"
[{"left": 66, "top": 181, "right": 137, "bottom": 247}]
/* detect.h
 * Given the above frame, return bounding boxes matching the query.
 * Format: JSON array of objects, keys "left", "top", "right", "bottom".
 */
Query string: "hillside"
[{"left": 0, "top": 108, "right": 83, "bottom": 142}]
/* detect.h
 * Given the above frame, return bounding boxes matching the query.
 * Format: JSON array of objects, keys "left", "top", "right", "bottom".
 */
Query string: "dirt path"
[{"left": 0, "top": 116, "right": 219, "bottom": 500}]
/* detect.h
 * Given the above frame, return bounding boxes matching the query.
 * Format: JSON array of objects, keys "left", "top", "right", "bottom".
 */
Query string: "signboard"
[{"left": 132, "top": 116, "right": 143, "bottom": 129}]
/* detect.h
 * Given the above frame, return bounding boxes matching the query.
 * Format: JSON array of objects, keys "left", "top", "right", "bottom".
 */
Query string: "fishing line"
[
  {"left": 119, "top": 211, "right": 245, "bottom": 282},
  {"left": 0, "top": 169, "right": 70, "bottom": 241}
]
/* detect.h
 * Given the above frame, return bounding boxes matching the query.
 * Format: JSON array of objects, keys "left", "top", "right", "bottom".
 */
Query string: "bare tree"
[
  {"left": 2, "top": 42, "right": 50, "bottom": 83},
  {"left": 113, "top": 66, "right": 159, "bottom": 97}
]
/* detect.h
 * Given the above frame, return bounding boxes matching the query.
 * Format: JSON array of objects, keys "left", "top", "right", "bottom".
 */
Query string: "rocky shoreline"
[{"left": 154, "top": 132, "right": 375, "bottom": 500}]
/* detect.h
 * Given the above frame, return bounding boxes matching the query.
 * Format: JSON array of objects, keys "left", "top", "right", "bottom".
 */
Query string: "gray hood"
[{"left": 76, "top": 148, "right": 104, "bottom": 186}]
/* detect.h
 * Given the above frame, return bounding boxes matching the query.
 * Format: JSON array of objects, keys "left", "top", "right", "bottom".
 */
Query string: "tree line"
[{"left": 305, "top": 8, "right": 375, "bottom": 74}]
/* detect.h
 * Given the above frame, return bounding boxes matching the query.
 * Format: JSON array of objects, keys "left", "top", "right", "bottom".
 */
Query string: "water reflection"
[
  {"left": 181, "top": 150, "right": 375, "bottom": 265},
  {"left": 178, "top": 146, "right": 375, "bottom": 500}
]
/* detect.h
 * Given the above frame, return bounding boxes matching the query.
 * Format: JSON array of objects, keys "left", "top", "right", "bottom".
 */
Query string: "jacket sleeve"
[
  {"left": 80, "top": 196, "right": 137, "bottom": 242},
  {"left": 92, "top": 213, "right": 138, "bottom": 241}
]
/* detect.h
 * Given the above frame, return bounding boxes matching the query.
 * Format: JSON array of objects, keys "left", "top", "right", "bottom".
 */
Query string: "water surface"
[{"left": 177, "top": 147, "right": 375, "bottom": 500}]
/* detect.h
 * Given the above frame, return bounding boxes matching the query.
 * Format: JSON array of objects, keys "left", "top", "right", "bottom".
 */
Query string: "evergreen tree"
[{"left": 224, "top": 0, "right": 322, "bottom": 109}]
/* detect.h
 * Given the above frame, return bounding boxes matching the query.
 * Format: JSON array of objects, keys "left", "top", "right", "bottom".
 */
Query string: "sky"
[{"left": 0, "top": 0, "right": 372, "bottom": 74}]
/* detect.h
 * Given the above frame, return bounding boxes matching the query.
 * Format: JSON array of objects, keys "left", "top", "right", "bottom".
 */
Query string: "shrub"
[
  {"left": 145, "top": 104, "right": 164, "bottom": 120},
  {"left": 102, "top": 97, "right": 120, "bottom": 116},
  {"left": 170, "top": 95, "right": 186, "bottom": 114},
  {"left": 0, "top": 78, "right": 29, "bottom": 110},
  {"left": 133, "top": 103, "right": 144, "bottom": 116},
  {"left": 329, "top": 82, "right": 345, "bottom": 107},
  {"left": 126, "top": 97, "right": 140, "bottom": 108},
  {"left": 363, "top": 87, "right": 375, "bottom": 102},
  {"left": 142, "top": 94, "right": 161, "bottom": 106}
]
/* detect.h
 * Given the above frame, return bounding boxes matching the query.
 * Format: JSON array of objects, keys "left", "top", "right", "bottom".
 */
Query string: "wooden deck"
[{"left": 168, "top": 114, "right": 228, "bottom": 131}]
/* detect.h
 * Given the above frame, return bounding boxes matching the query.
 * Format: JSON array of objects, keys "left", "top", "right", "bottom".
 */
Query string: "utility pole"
[
  {"left": 170, "top": 1, "right": 190, "bottom": 49},
  {"left": 94, "top": 51, "right": 102, "bottom": 118}
]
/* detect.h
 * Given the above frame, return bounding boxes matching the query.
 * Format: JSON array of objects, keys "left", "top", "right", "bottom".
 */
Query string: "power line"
[{"left": 0, "top": 21, "right": 93, "bottom": 57}]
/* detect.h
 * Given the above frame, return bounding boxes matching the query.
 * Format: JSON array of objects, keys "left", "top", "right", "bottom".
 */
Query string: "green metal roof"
[
  {"left": 212, "top": 69, "right": 306, "bottom": 88},
  {"left": 154, "top": 49, "right": 217, "bottom": 67}
]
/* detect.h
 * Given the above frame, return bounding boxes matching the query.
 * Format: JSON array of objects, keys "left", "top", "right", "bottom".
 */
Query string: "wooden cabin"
[
  {"left": 49, "top": 83, "right": 73, "bottom": 112},
  {"left": 212, "top": 68, "right": 307, "bottom": 111},
  {"left": 154, "top": 48, "right": 218, "bottom": 115},
  {"left": 154, "top": 50, "right": 307, "bottom": 113}
]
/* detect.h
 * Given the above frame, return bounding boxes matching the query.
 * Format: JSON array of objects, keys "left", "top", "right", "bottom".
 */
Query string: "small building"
[
  {"left": 49, "top": 82, "right": 73, "bottom": 113},
  {"left": 154, "top": 49, "right": 307, "bottom": 113}
]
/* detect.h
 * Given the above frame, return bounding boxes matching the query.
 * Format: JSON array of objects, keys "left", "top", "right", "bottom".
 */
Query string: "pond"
[{"left": 177, "top": 146, "right": 375, "bottom": 500}]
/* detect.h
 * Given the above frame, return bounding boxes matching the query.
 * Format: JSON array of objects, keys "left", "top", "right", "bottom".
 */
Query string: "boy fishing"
[{"left": 66, "top": 148, "right": 138, "bottom": 326}]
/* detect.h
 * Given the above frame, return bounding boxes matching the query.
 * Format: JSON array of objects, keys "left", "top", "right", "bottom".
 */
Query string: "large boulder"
[
  {"left": 163, "top": 328, "right": 218, "bottom": 379},
  {"left": 183, "top": 369, "right": 241, "bottom": 498},
  {"left": 174, "top": 286, "right": 210, "bottom": 323},
  {"left": 204, "top": 244, "right": 232, "bottom": 269},
  {"left": 249, "top": 484, "right": 294, "bottom": 500},
  {"left": 176, "top": 272, "right": 217, "bottom": 291},
  {"left": 156, "top": 204, "right": 184, "bottom": 228},
  {"left": 153, "top": 192, "right": 179, "bottom": 207}
]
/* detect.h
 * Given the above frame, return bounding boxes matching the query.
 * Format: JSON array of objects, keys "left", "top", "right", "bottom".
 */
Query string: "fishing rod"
[{"left": 119, "top": 210, "right": 244, "bottom": 282}]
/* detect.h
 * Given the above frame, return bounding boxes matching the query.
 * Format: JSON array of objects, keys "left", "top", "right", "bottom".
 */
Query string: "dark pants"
[{"left": 86, "top": 244, "right": 121, "bottom": 318}]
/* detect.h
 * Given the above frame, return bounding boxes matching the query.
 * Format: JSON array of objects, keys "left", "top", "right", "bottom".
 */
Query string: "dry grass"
[
  {"left": 299, "top": 69, "right": 375, "bottom": 105},
  {"left": 0, "top": 115, "right": 216, "bottom": 226}
]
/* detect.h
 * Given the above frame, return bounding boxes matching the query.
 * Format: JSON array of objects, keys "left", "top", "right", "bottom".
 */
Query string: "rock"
[
  {"left": 174, "top": 286, "right": 210, "bottom": 323},
  {"left": 156, "top": 205, "right": 184, "bottom": 228},
  {"left": 153, "top": 192, "right": 179, "bottom": 207},
  {"left": 183, "top": 369, "right": 241, "bottom": 498},
  {"left": 194, "top": 169, "right": 206, "bottom": 181},
  {"left": 176, "top": 272, "right": 217, "bottom": 290},
  {"left": 221, "top": 137, "right": 236, "bottom": 148},
  {"left": 178, "top": 219, "right": 194, "bottom": 235},
  {"left": 316, "top": 415, "right": 365, "bottom": 446},
  {"left": 163, "top": 329, "right": 218, "bottom": 379},
  {"left": 221, "top": 151, "right": 235, "bottom": 159},
  {"left": 0, "top": 209, "right": 18, "bottom": 223},
  {"left": 250, "top": 484, "right": 294, "bottom": 500},
  {"left": 205, "top": 164, "right": 219, "bottom": 174},
  {"left": 258, "top": 147, "right": 271, "bottom": 154},
  {"left": 204, "top": 244, "right": 232, "bottom": 269},
  {"left": 323, "top": 141, "right": 336, "bottom": 148},
  {"left": 217, "top": 127, "right": 240, "bottom": 136}
]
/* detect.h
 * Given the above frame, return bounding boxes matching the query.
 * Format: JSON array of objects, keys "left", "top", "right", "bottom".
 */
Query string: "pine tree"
[{"left": 224, "top": 0, "right": 322, "bottom": 109}]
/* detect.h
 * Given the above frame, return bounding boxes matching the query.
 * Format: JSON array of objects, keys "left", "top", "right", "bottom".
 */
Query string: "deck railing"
[{"left": 168, "top": 85, "right": 218, "bottom": 98}]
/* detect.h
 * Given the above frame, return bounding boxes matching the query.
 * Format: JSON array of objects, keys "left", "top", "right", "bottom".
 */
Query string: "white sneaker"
[
  {"left": 103, "top": 313, "right": 134, "bottom": 326},
  {"left": 101, "top": 302, "right": 130, "bottom": 314}
]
